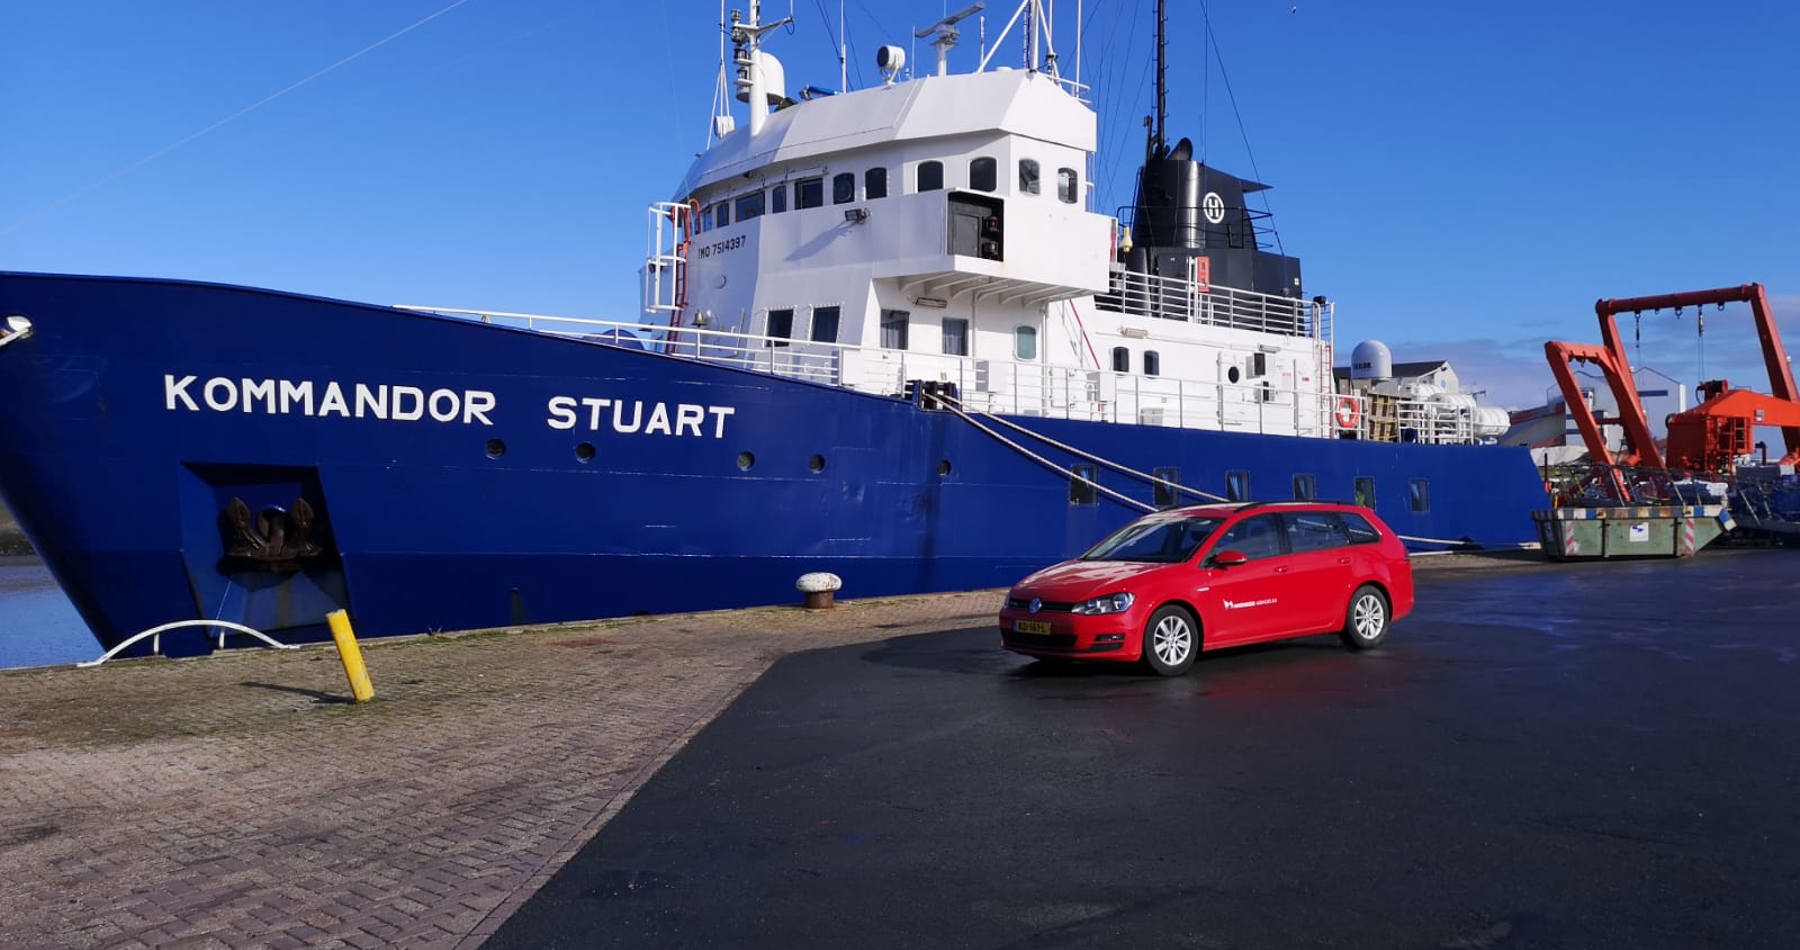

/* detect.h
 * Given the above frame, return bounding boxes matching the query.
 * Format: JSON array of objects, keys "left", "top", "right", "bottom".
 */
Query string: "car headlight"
[{"left": 1071, "top": 592, "right": 1135, "bottom": 615}]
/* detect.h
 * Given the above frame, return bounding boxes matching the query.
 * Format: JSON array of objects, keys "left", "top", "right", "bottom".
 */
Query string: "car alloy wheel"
[
  {"left": 1338, "top": 585, "right": 1389, "bottom": 650},
  {"left": 1142, "top": 605, "right": 1198, "bottom": 676}
]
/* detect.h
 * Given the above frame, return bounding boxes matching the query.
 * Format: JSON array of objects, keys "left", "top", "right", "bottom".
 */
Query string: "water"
[{"left": 0, "top": 556, "right": 96, "bottom": 668}]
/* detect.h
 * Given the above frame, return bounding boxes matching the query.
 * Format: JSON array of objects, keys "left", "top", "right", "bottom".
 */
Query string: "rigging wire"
[
  {"left": 0, "top": 0, "right": 479, "bottom": 239},
  {"left": 1092, "top": 0, "right": 1149, "bottom": 214},
  {"left": 1197, "top": 0, "right": 1283, "bottom": 255},
  {"left": 809, "top": 0, "right": 845, "bottom": 86}
]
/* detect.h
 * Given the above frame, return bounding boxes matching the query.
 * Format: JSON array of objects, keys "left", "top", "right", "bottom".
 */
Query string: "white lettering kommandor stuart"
[
  {"left": 164, "top": 374, "right": 496, "bottom": 426},
  {"left": 545, "top": 396, "right": 735, "bottom": 437}
]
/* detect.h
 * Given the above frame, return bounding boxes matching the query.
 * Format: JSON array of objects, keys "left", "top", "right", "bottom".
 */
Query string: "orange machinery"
[{"left": 1544, "top": 283, "right": 1800, "bottom": 500}]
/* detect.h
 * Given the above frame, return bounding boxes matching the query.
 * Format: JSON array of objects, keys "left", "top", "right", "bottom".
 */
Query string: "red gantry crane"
[{"left": 1544, "top": 283, "right": 1800, "bottom": 500}]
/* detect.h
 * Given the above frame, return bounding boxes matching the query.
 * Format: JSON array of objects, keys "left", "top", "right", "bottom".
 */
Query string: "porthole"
[
  {"left": 1227, "top": 366, "right": 1242, "bottom": 384},
  {"left": 808, "top": 454, "right": 826, "bottom": 473},
  {"left": 485, "top": 438, "right": 506, "bottom": 459},
  {"left": 937, "top": 459, "right": 952, "bottom": 477},
  {"left": 737, "top": 451, "right": 756, "bottom": 471},
  {"left": 575, "top": 442, "right": 596, "bottom": 462}
]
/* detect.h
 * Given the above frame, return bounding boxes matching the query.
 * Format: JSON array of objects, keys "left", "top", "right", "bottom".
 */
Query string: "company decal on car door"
[{"left": 1223, "top": 598, "right": 1278, "bottom": 609}]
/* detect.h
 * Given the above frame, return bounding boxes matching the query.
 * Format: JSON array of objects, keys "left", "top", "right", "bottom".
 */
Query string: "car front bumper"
[{"left": 996, "top": 610, "right": 1137, "bottom": 661}]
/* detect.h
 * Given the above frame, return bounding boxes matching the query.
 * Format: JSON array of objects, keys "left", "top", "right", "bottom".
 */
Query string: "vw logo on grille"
[{"left": 1028, "top": 598, "right": 1042, "bottom": 614}]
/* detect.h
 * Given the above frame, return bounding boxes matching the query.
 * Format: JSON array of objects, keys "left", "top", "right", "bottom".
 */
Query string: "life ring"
[{"left": 1334, "top": 396, "right": 1362, "bottom": 430}]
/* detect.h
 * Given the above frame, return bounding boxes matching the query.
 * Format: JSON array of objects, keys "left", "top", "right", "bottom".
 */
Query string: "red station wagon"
[{"left": 999, "top": 502, "right": 1414, "bottom": 676}]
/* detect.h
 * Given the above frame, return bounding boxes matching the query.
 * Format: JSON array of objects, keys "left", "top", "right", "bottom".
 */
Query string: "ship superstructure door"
[{"left": 947, "top": 193, "right": 1003, "bottom": 260}]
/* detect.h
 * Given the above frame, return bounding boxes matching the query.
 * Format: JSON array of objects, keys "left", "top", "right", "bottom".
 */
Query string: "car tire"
[
  {"left": 1141, "top": 605, "right": 1198, "bottom": 677},
  {"left": 1338, "top": 585, "right": 1390, "bottom": 650}
]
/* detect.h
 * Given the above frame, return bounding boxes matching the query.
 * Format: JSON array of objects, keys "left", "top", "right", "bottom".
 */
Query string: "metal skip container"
[{"left": 1534, "top": 505, "right": 1736, "bottom": 560}]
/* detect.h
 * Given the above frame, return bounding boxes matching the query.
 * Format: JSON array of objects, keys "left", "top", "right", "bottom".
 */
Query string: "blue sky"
[{"left": 3, "top": 0, "right": 1796, "bottom": 408}]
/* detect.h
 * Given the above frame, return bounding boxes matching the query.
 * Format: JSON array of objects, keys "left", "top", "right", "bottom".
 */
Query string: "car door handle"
[
  {"left": 1336, "top": 557, "right": 1351, "bottom": 564},
  {"left": 1274, "top": 566, "right": 1289, "bottom": 574}
]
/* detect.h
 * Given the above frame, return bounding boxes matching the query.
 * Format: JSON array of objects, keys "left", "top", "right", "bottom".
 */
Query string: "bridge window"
[
  {"left": 942, "top": 318, "right": 968, "bottom": 356},
  {"left": 795, "top": 177, "right": 824, "bottom": 209},
  {"left": 714, "top": 201, "right": 730, "bottom": 227},
  {"left": 765, "top": 308, "right": 793, "bottom": 347},
  {"left": 1144, "top": 351, "right": 1161, "bottom": 377},
  {"left": 811, "top": 305, "right": 841, "bottom": 343},
  {"left": 1292, "top": 473, "right": 1317, "bottom": 501},
  {"left": 734, "top": 190, "right": 763, "bottom": 221},
  {"left": 1057, "top": 167, "right": 1079, "bottom": 204},
  {"left": 1226, "top": 470, "right": 1252, "bottom": 502},
  {"left": 699, "top": 205, "right": 714, "bottom": 231},
  {"left": 769, "top": 183, "right": 787, "bottom": 214},
  {"left": 865, "top": 167, "right": 888, "bottom": 200},
  {"left": 1409, "top": 478, "right": 1430, "bottom": 513},
  {"left": 832, "top": 172, "right": 856, "bottom": 204},
  {"left": 880, "top": 309, "right": 909, "bottom": 350},
  {"left": 1014, "top": 325, "right": 1037, "bottom": 360},
  {"left": 917, "top": 160, "right": 943, "bottom": 192},
  {"left": 1111, "top": 346, "right": 1130, "bottom": 373},
  {"left": 1018, "top": 158, "right": 1040, "bottom": 195},
  {"left": 970, "top": 156, "right": 997, "bottom": 192}
]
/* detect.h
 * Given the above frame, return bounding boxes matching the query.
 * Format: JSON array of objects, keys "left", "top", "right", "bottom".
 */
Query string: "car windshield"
[{"left": 1080, "top": 516, "right": 1224, "bottom": 563}]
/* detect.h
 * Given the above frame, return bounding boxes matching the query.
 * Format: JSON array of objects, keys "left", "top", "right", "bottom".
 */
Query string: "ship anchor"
[{"left": 223, "top": 497, "right": 323, "bottom": 571}]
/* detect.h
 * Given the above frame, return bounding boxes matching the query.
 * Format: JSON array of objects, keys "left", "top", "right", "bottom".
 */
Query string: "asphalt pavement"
[{"left": 489, "top": 550, "right": 1800, "bottom": 949}]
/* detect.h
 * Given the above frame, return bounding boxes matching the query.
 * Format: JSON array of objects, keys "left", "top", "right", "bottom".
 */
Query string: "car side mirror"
[{"left": 1210, "top": 549, "right": 1249, "bottom": 568}]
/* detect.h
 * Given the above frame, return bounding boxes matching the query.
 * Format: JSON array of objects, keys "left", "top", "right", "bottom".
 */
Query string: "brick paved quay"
[
  {"left": 0, "top": 590, "right": 1004, "bottom": 949},
  {"left": 0, "top": 554, "right": 1528, "bottom": 949}
]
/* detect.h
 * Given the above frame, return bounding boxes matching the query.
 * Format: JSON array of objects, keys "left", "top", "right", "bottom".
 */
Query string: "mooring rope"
[
  {"left": 941, "top": 403, "right": 1157, "bottom": 514},
  {"left": 934, "top": 390, "right": 1537, "bottom": 550},
  {"left": 937, "top": 391, "right": 1230, "bottom": 503}
]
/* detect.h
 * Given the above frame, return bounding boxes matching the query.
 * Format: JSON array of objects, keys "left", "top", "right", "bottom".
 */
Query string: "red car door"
[
  {"left": 1276, "top": 511, "right": 1356, "bottom": 634},
  {"left": 1197, "top": 513, "right": 1292, "bottom": 645}
]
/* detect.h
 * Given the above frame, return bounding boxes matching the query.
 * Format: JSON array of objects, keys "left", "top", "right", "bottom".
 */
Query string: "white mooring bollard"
[{"left": 796, "top": 572, "right": 843, "bottom": 610}]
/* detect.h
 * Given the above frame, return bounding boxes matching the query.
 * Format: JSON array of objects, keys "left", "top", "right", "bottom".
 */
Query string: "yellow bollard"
[{"left": 326, "top": 609, "right": 375, "bottom": 703}]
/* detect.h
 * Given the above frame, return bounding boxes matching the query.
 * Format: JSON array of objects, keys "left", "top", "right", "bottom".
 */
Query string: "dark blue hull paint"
[{"left": 0, "top": 272, "right": 1547, "bottom": 652}]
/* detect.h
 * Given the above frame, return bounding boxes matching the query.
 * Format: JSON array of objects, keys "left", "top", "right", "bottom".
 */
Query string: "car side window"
[
  {"left": 1340, "top": 512, "right": 1381, "bottom": 544},
  {"left": 1285, "top": 512, "right": 1349, "bottom": 553},
  {"left": 1211, "top": 514, "right": 1285, "bottom": 562}
]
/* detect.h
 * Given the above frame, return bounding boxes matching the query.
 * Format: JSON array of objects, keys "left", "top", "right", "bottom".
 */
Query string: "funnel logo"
[{"left": 1202, "top": 192, "right": 1226, "bottom": 225}]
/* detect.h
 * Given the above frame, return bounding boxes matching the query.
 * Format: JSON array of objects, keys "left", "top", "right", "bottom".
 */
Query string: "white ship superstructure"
[{"left": 626, "top": 0, "right": 1504, "bottom": 445}]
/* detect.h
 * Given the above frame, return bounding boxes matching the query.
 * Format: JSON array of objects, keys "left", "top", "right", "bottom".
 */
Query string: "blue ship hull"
[{"left": 0, "top": 272, "right": 1547, "bottom": 653}]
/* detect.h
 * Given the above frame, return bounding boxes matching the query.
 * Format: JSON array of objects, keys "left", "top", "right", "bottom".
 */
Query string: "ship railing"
[
  {"left": 1115, "top": 204, "right": 1283, "bottom": 253},
  {"left": 398, "top": 305, "right": 1494, "bottom": 444},
  {"left": 1093, "top": 270, "right": 1327, "bottom": 341},
  {"left": 395, "top": 306, "right": 847, "bottom": 384},
  {"left": 854, "top": 352, "right": 1347, "bottom": 439}
]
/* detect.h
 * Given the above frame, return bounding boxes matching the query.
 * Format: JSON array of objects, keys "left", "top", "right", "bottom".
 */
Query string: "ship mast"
[
  {"left": 731, "top": 0, "right": 792, "bottom": 137},
  {"left": 1152, "top": 0, "right": 1167, "bottom": 157}
]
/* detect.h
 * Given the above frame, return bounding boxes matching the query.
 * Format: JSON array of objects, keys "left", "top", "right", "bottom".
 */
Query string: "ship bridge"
[{"left": 665, "top": 67, "right": 1112, "bottom": 315}]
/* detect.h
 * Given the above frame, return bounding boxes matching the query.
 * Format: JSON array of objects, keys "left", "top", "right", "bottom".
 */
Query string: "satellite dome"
[{"left": 1350, "top": 340, "right": 1392, "bottom": 381}]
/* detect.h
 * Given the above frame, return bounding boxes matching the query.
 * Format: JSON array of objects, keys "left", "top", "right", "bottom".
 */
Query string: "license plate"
[{"left": 1013, "top": 619, "right": 1053, "bottom": 635}]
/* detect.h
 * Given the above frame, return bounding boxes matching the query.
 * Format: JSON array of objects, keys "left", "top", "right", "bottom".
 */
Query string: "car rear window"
[
  {"left": 1340, "top": 512, "right": 1382, "bottom": 544},
  {"left": 1211, "top": 514, "right": 1285, "bottom": 561},
  {"left": 1285, "top": 511, "right": 1350, "bottom": 552},
  {"left": 1081, "top": 516, "right": 1223, "bottom": 563}
]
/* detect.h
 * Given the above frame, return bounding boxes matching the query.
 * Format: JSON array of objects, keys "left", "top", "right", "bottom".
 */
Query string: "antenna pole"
[
  {"left": 1153, "top": 0, "right": 1166, "bottom": 154},
  {"left": 1022, "top": 0, "right": 1033, "bottom": 70},
  {"left": 840, "top": 0, "right": 848, "bottom": 90}
]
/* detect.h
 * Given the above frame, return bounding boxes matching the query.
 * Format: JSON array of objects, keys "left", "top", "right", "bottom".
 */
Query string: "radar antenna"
[{"left": 914, "top": 3, "right": 985, "bottom": 77}]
